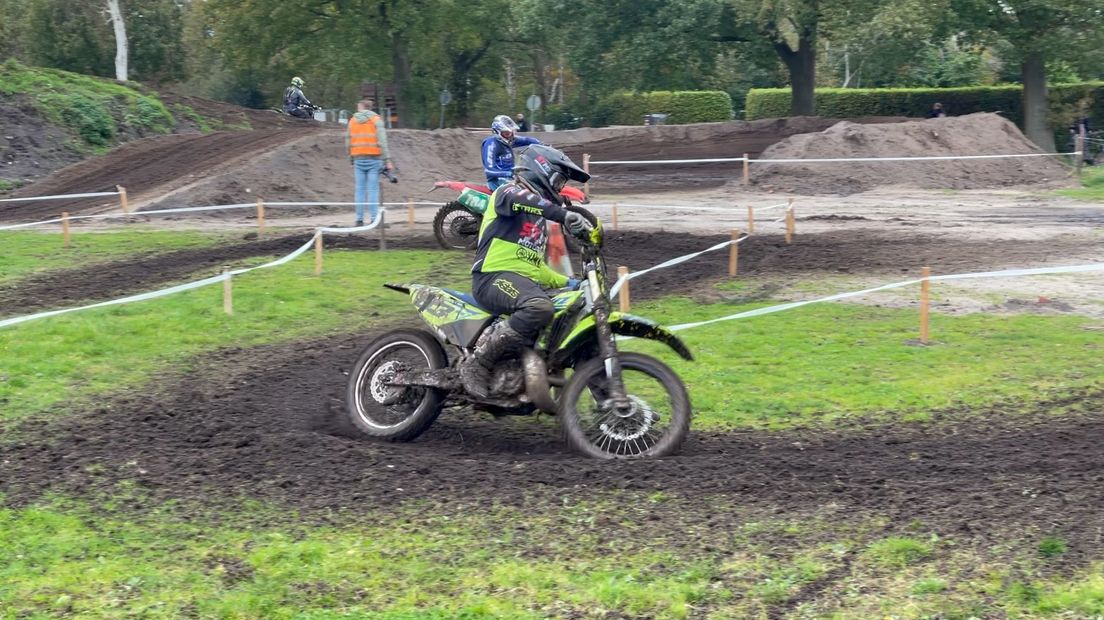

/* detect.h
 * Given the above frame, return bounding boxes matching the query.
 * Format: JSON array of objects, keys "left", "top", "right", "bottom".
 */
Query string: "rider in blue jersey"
[{"left": 482, "top": 115, "right": 542, "bottom": 191}]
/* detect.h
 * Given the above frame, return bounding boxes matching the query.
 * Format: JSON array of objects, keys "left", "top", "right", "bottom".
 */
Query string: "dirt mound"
[
  {"left": 142, "top": 117, "right": 912, "bottom": 211},
  {"left": 4, "top": 328, "right": 1104, "bottom": 560},
  {"left": 750, "top": 113, "right": 1072, "bottom": 195},
  {"left": 0, "top": 129, "right": 321, "bottom": 222},
  {"left": 0, "top": 95, "right": 85, "bottom": 190},
  {"left": 152, "top": 89, "right": 306, "bottom": 131}
]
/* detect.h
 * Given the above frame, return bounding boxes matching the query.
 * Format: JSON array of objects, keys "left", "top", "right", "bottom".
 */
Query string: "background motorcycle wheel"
[
  {"left": 433, "top": 202, "right": 481, "bottom": 250},
  {"left": 346, "top": 329, "right": 448, "bottom": 441},
  {"left": 559, "top": 352, "right": 691, "bottom": 459}
]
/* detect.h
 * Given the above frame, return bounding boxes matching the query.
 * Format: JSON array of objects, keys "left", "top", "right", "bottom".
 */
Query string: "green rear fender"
[{"left": 556, "top": 313, "right": 693, "bottom": 361}]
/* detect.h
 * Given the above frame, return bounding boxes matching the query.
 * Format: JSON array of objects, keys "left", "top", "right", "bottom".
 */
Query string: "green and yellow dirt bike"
[{"left": 346, "top": 207, "right": 694, "bottom": 458}]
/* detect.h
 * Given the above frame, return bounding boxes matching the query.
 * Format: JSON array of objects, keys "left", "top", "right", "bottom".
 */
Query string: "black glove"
[
  {"left": 382, "top": 169, "right": 398, "bottom": 183},
  {"left": 564, "top": 212, "right": 592, "bottom": 239}
]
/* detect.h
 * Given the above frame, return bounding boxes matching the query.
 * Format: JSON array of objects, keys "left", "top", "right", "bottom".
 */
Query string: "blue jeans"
[{"left": 353, "top": 158, "right": 384, "bottom": 223}]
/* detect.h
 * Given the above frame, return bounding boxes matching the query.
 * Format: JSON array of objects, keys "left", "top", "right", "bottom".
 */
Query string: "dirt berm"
[
  {"left": 140, "top": 117, "right": 910, "bottom": 213},
  {"left": 750, "top": 112, "right": 1073, "bottom": 195}
]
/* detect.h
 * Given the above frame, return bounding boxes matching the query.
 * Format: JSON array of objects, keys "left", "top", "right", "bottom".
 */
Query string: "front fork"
[{"left": 587, "top": 269, "right": 629, "bottom": 406}]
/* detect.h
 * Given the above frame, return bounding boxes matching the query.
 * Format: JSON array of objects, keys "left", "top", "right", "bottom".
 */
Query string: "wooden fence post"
[
  {"left": 742, "top": 154, "right": 750, "bottom": 186},
  {"left": 612, "top": 202, "right": 619, "bottom": 230},
  {"left": 729, "top": 229, "right": 740, "bottom": 276},
  {"left": 1076, "top": 133, "right": 1085, "bottom": 178},
  {"left": 407, "top": 199, "right": 415, "bottom": 229},
  {"left": 62, "top": 211, "right": 71, "bottom": 248},
  {"left": 379, "top": 210, "right": 387, "bottom": 251},
  {"left": 314, "top": 232, "right": 323, "bottom": 276},
  {"left": 222, "top": 266, "right": 233, "bottom": 316},
  {"left": 785, "top": 199, "right": 795, "bottom": 245},
  {"left": 117, "top": 185, "right": 129, "bottom": 214},
  {"left": 618, "top": 265, "right": 630, "bottom": 313},
  {"left": 255, "top": 197, "right": 266, "bottom": 235},
  {"left": 747, "top": 204, "right": 755, "bottom": 233},
  {"left": 919, "top": 266, "right": 931, "bottom": 345},
  {"left": 583, "top": 153, "right": 591, "bottom": 197}
]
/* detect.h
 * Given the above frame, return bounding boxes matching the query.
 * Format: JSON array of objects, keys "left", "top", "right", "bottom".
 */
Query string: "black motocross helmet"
[{"left": 513, "top": 145, "right": 591, "bottom": 204}]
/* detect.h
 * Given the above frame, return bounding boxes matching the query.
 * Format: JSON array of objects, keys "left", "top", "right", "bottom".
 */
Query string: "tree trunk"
[
  {"left": 775, "top": 34, "right": 816, "bottom": 116},
  {"left": 106, "top": 0, "right": 127, "bottom": 81},
  {"left": 390, "top": 32, "right": 411, "bottom": 128},
  {"left": 1021, "top": 52, "right": 1055, "bottom": 152}
]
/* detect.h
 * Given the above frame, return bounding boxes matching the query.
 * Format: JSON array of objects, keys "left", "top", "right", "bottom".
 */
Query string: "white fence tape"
[
  {"left": 587, "top": 202, "right": 788, "bottom": 214},
  {"left": 589, "top": 157, "right": 749, "bottom": 165},
  {"left": 0, "top": 201, "right": 440, "bottom": 232},
  {"left": 667, "top": 262, "right": 1104, "bottom": 333},
  {"left": 0, "top": 191, "right": 120, "bottom": 204},
  {"left": 0, "top": 212, "right": 385, "bottom": 329},
  {"left": 747, "top": 152, "right": 1077, "bottom": 164},
  {"left": 610, "top": 236, "right": 749, "bottom": 297},
  {"left": 587, "top": 152, "right": 1078, "bottom": 167}
]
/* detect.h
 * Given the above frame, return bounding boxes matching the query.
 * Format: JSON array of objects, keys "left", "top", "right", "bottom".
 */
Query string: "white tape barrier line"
[
  {"left": 590, "top": 157, "right": 748, "bottom": 165},
  {"left": 0, "top": 191, "right": 120, "bottom": 204},
  {"left": 0, "top": 213, "right": 386, "bottom": 329},
  {"left": 0, "top": 201, "right": 438, "bottom": 231},
  {"left": 590, "top": 152, "right": 1078, "bottom": 167},
  {"left": 609, "top": 236, "right": 749, "bottom": 298},
  {"left": 586, "top": 202, "right": 788, "bottom": 214},
  {"left": 667, "top": 262, "right": 1104, "bottom": 333},
  {"left": 748, "top": 152, "right": 1077, "bottom": 164}
]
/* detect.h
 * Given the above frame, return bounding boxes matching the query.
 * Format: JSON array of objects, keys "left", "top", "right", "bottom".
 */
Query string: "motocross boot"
[{"left": 460, "top": 322, "right": 526, "bottom": 399}]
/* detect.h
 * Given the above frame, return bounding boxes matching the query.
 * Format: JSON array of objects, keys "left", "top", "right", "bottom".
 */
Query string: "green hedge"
[
  {"left": 745, "top": 84, "right": 1104, "bottom": 128},
  {"left": 595, "top": 90, "right": 733, "bottom": 125}
]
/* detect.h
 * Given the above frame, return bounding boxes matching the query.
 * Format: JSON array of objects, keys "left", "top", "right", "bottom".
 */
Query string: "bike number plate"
[{"left": 458, "top": 188, "right": 489, "bottom": 214}]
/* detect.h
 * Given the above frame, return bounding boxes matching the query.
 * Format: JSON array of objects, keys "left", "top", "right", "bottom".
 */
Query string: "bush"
[
  {"left": 124, "top": 97, "right": 174, "bottom": 134},
  {"left": 54, "top": 93, "right": 114, "bottom": 145},
  {"left": 595, "top": 90, "right": 732, "bottom": 126},
  {"left": 745, "top": 84, "right": 1104, "bottom": 129}
]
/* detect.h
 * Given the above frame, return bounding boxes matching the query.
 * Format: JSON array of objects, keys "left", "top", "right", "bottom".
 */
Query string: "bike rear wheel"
[
  {"left": 346, "top": 329, "right": 448, "bottom": 441},
  {"left": 559, "top": 352, "right": 691, "bottom": 458}
]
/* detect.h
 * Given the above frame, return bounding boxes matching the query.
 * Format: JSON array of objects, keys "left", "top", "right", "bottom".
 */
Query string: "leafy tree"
[{"left": 952, "top": 0, "right": 1104, "bottom": 150}]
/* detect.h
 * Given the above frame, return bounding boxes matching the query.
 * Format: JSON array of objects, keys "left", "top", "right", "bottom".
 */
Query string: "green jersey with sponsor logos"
[{"left": 471, "top": 184, "right": 570, "bottom": 289}]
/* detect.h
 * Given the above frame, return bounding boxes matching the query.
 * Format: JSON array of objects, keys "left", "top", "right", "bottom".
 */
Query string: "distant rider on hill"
[
  {"left": 482, "top": 115, "right": 542, "bottom": 191},
  {"left": 283, "top": 77, "right": 315, "bottom": 119}
]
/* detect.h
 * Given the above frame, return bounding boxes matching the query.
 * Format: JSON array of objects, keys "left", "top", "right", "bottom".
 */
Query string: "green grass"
[
  {"left": 0, "top": 247, "right": 469, "bottom": 422},
  {"left": 0, "top": 60, "right": 213, "bottom": 150},
  {"left": 5, "top": 494, "right": 1104, "bottom": 618},
  {"left": 0, "top": 230, "right": 235, "bottom": 284},
  {"left": 1057, "top": 165, "right": 1104, "bottom": 201},
  {"left": 0, "top": 179, "right": 23, "bottom": 193},
  {"left": 622, "top": 297, "right": 1104, "bottom": 429}
]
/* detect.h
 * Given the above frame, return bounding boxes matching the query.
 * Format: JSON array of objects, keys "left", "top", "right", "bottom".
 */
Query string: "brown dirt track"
[{"left": 0, "top": 128, "right": 320, "bottom": 222}]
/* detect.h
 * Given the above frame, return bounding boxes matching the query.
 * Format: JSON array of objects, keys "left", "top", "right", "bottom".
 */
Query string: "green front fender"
[{"left": 555, "top": 313, "right": 693, "bottom": 362}]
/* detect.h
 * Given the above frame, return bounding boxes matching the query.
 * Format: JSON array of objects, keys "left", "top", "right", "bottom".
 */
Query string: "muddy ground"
[
  {"left": 3, "top": 327, "right": 1103, "bottom": 571},
  {"left": 4, "top": 227, "right": 1098, "bottom": 319}
]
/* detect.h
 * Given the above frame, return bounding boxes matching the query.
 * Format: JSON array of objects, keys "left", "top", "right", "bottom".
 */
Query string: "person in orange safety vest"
[{"left": 346, "top": 98, "right": 394, "bottom": 226}]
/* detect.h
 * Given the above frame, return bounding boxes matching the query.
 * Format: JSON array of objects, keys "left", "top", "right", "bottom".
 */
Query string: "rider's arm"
[
  {"left": 513, "top": 136, "right": 542, "bottom": 147},
  {"left": 482, "top": 139, "right": 512, "bottom": 180}
]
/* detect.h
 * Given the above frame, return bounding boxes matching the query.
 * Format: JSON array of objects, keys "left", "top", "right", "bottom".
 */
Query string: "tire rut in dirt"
[
  {"left": 0, "top": 233, "right": 440, "bottom": 317},
  {"left": 3, "top": 330, "right": 1104, "bottom": 560}
]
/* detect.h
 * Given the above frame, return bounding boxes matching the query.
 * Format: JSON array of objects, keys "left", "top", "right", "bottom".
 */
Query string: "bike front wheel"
[{"left": 559, "top": 352, "right": 691, "bottom": 459}]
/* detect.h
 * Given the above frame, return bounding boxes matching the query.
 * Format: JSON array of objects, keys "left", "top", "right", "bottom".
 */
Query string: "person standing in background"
[
  {"left": 515, "top": 113, "right": 531, "bottom": 132},
  {"left": 927, "top": 102, "right": 946, "bottom": 118},
  {"left": 347, "top": 98, "right": 393, "bottom": 227}
]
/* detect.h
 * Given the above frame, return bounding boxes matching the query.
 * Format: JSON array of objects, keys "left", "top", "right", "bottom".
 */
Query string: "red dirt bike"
[{"left": 430, "top": 181, "right": 588, "bottom": 250}]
